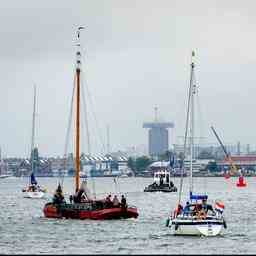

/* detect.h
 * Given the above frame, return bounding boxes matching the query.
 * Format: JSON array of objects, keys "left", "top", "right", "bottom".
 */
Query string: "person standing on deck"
[{"left": 121, "top": 195, "right": 127, "bottom": 209}]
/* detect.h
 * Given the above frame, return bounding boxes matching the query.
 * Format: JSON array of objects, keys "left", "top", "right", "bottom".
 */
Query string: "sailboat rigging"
[
  {"left": 43, "top": 27, "right": 138, "bottom": 220},
  {"left": 166, "top": 51, "right": 227, "bottom": 236},
  {"left": 22, "top": 85, "right": 47, "bottom": 198}
]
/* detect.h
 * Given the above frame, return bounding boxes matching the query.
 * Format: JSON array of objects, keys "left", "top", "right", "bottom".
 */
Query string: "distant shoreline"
[{"left": 14, "top": 174, "right": 256, "bottom": 178}]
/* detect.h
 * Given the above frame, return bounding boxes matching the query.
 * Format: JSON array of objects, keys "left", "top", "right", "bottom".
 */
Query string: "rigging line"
[
  {"left": 82, "top": 77, "right": 106, "bottom": 154},
  {"left": 113, "top": 177, "right": 118, "bottom": 195},
  {"left": 196, "top": 89, "right": 207, "bottom": 194},
  {"left": 29, "top": 84, "right": 37, "bottom": 185},
  {"left": 80, "top": 73, "right": 96, "bottom": 199},
  {"left": 61, "top": 73, "right": 76, "bottom": 188},
  {"left": 177, "top": 68, "right": 193, "bottom": 205},
  {"left": 80, "top": 71, "right": 91, "bottom": 155}
]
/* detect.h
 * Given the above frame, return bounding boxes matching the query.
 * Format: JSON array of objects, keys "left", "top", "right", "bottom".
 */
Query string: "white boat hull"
[
  {"left": 23, "top": 191, "right": 46, "bottom": 199},
  {"left": 0, "top": 175, "right": 11, "bottom": 179},
  {"left": 170, "top": 218, "right": 225, "bottom": 236}
]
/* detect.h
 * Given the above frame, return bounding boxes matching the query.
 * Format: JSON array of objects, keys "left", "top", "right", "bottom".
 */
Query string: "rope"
[
  {"left": 80, "top": 71, "right": 96, "bottom": 199},
  {"left": 177, "top": 65, "right": 193, "bottom": 206},
  {"left": 82, "top": 77, "right": 106, "bottom": 154},
  {"left": 80, "top": 72, "right": 91, "bottom": 155},
  {"left": 196, "top": 91, "right": 207, "bottom": 195},
  {"left": 113, "top": 177, "right": 121, "bottom": 195},
  {"left": 60, "top": 72, "right": 76, "bottom": 188}
]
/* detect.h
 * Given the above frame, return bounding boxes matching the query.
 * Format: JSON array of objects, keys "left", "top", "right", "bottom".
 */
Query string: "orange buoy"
[{"left": 236, "top": 176, "right": 247, "bottom": 187}]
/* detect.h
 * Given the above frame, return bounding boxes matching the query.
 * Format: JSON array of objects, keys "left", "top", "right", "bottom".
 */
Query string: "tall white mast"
[
  {"left": 189, "top": 51, "right": 196, "bottom": 195},
  {"left": 31, "top": 84, "right": 36, "bottom": 177}
]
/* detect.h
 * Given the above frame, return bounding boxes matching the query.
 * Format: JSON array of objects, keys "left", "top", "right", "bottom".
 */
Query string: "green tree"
[
  {"left": 127, "top": 157, "right": 135, "bottom": 171},
  {"left": 135, "top": 156, "right": 152, "bottom": 174}
]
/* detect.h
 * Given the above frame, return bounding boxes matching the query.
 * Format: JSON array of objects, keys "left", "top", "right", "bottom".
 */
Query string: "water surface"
[{"left": 0, "top": 176, "right": 255, "bottom": 254}]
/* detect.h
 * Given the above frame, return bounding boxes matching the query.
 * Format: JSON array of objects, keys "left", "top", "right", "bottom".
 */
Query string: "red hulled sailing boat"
[{"left": 43, "top": 27, "right": 138, "bottom": 220}]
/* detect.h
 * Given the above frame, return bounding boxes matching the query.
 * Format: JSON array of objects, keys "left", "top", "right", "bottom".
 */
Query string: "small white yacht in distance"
[
  {"left": 22, "top": 86, "right": 47, "bottom": 199},
  {"left": 0, "top": 174, "right": 11, "bottom": 179}
]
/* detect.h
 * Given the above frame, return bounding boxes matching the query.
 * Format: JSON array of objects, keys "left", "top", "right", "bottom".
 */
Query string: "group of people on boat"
[
  {"left": 174, "top": 199, "right": 216, "bottom": 219},
  {"left": 53, "top": 184, "right": 65, "bottom": 204},
  {"left": 23, "top": 184, "right": 45, "bottom": 193},
  {"left": 151, "top": 179, "right": 175, "bottom": 188},
  {"left": 52, "top": 183, "right": 128, "bottom": 210},
  {"left": 103, "top": 194, "right": 127, "bottom": 209}
]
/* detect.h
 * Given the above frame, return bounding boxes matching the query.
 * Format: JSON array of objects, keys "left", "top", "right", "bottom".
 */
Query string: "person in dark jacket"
[
  {"left": 121, "top": 195, "right": 127, "bottom": 209},
  {"left": 53, "top": 184, "right": 65, "bottom": 204},
  {"left": 202, "top": 199, "right": 215, "bottom": 214}
]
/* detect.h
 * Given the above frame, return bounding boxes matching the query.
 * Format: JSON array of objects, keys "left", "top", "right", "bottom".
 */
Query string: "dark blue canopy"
[
  {"left": 30, "top": 173, "right": 38, "bottom": 185},
  {"left": 189, "top": 191, "right": 208, "bottom": 200}
]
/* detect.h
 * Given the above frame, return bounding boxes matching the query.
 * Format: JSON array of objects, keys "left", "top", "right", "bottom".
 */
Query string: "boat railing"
[
  {"left": 127, "top": 205, "right": 137, "bottom": 209},
  {"left": 175, "top": 211, "right": 223, "bottom": 221}
]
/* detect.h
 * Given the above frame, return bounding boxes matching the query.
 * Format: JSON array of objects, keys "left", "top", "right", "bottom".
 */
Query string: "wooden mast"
[
  {"left": 75, "top": 65, "right": 80, "bottom": 192},
  {"left": 75, "top": 27, "right": 84, "bottom": 192}
]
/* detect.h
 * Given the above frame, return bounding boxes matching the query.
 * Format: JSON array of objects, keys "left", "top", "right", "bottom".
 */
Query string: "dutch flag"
[{"left": 215, "top": 201, "right": 225, "bottom": 214}]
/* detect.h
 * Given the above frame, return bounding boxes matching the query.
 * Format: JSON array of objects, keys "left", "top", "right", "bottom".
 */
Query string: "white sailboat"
[
  {"left": 22, "top": 85, "right": 47, "bottom": 199},
  {"left": 166, "top": 51, "right": 227, "bottom": 236}
]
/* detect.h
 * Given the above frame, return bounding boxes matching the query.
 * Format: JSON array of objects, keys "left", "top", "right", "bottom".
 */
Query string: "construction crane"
[{"left": 211, "top": 126, "right": 237, "bottom": 176}]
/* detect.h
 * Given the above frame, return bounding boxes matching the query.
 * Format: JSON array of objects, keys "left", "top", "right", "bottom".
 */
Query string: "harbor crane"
[{"left": 211, "top": 126, "right": 238, "bottom": 176}]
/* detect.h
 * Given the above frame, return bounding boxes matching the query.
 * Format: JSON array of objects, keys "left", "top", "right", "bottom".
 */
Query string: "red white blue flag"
[{"left": 215, "top": 201, "right": 225, "bottom": 214}]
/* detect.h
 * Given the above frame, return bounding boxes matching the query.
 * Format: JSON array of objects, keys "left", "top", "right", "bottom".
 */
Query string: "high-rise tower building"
[{"left": 143, "top": 107, "right": 174, "bottom": 157}]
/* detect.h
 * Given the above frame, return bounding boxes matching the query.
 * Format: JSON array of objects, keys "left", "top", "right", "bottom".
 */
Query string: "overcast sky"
[{"left": 1, "top": 0, "right": 256, "bottom": 158}]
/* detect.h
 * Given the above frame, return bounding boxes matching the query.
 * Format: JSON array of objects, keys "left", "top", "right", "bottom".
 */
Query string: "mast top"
[
  {"left": 191, "top": 50, "right": 195, "bottom": 67},
  {"left": 76, "top": 26, "right": 85, "bottom": 71},
  {"left": 154, "top": 106, "right": 158, "bottom": 122}
]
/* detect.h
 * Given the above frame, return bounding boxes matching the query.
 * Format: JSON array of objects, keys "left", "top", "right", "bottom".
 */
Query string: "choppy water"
[{"left": 0, "top": 176, "right": 255, "bottom": 254}]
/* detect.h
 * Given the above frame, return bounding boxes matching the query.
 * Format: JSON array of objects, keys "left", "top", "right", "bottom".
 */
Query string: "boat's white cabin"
[{"left": 153, "top": 169, "right": 171, "bottom": 186}]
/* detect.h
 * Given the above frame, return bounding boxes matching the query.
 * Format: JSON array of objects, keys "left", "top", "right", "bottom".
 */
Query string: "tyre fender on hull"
[
  {"left": 223, "top": 220, "right": 227, "bottom": 229},
  {"left": 166, "top": 218, "right": 170, "bottom": 227}
]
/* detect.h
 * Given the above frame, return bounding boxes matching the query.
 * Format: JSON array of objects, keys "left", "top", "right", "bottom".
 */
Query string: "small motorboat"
[
  {"left": 0, "top": 175, "right": 11, "bottom": 179},
  {"left": 144, "top": 169, "right": 177, "bottom": 192}
]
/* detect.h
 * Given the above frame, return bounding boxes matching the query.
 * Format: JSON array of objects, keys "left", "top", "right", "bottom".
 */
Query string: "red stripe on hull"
[{"left": 43, "top": 203, "right": 138, "bottom": 220}]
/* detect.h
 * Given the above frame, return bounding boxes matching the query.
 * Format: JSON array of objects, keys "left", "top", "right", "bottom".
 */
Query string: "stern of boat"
[{"left": 43, "top": 202, "right": 62, "bottom": 218}]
